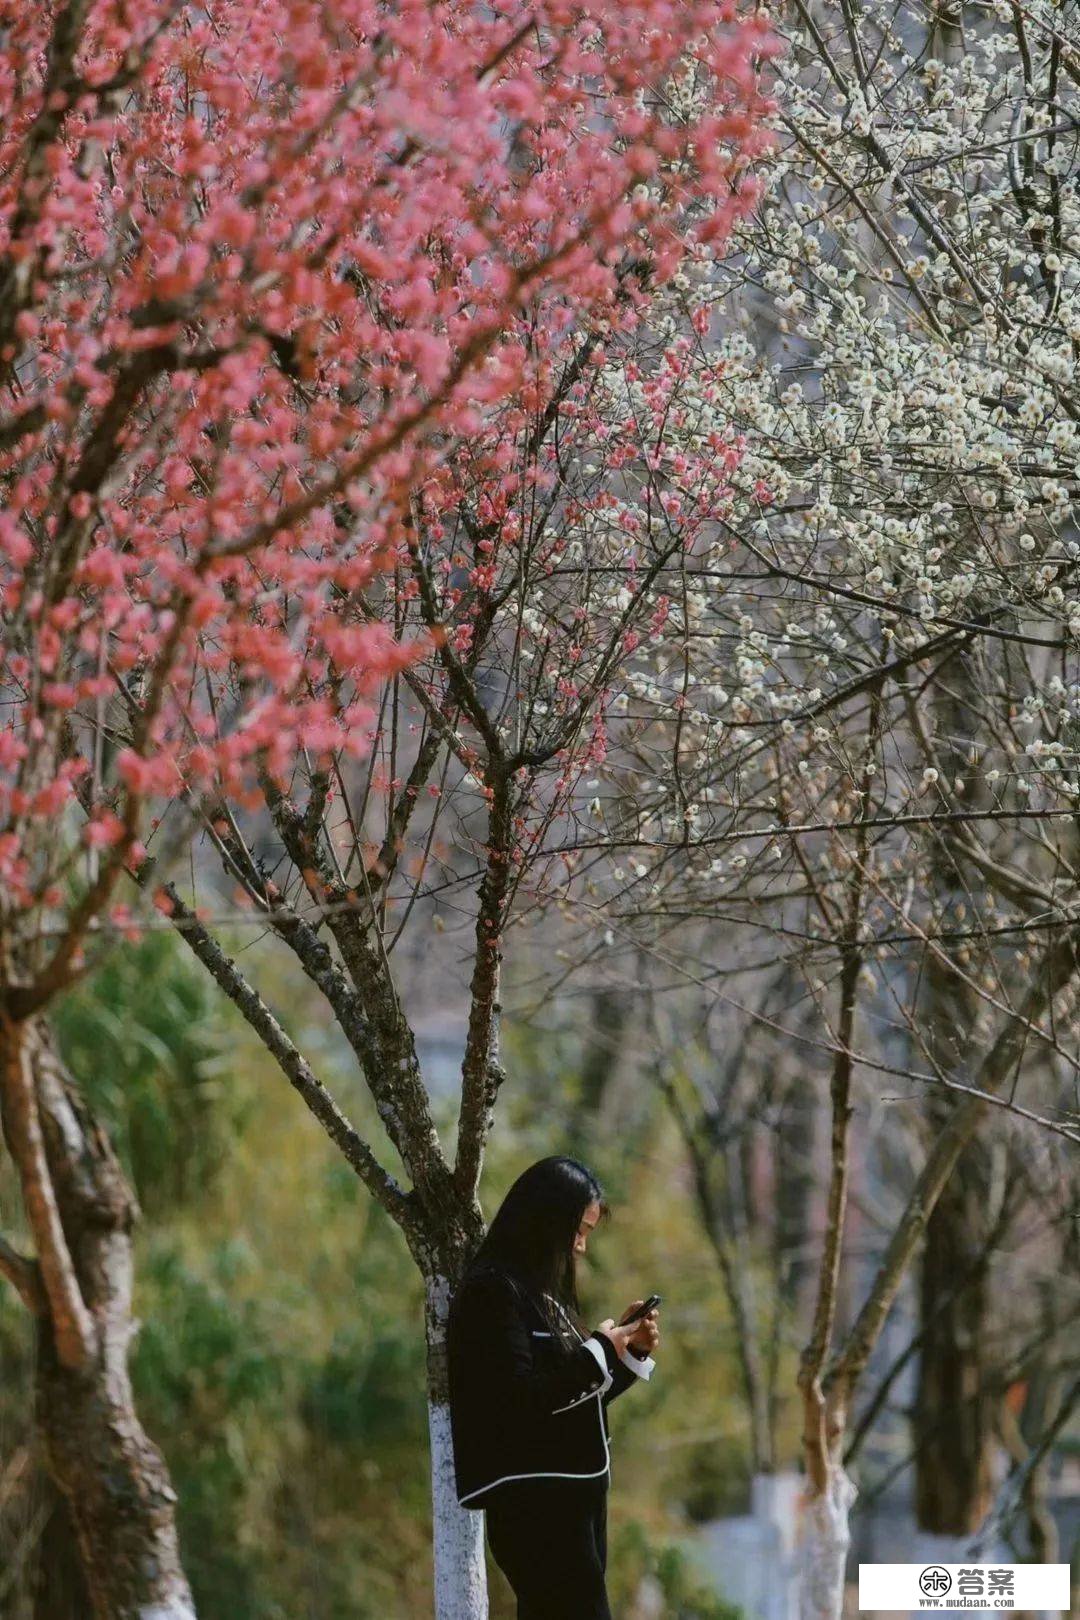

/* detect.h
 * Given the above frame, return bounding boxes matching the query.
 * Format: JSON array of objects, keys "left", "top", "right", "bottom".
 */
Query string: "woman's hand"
[
  {"left": 597, "top": 1302, "right": 660, "bottom": 1359},
  {"left": 621, "top": 1299, "right": 660, "bottom": 1358}
]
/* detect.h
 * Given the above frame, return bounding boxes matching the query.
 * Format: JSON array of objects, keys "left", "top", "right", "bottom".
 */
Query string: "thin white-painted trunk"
[
  {"left": 798, "top": 1464, "right": 857, "bottom": 1620},
  {"left": 428, "top": 1397, "right": 488, "bottom": 1620},
  {"left": 425, "top": 1272, "right": 488, "bottom": 1620}
]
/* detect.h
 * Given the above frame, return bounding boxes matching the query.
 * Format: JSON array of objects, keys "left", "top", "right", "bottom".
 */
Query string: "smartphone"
[{"left": 623, "top": 1293, "right": 661, "bottom": 1325}]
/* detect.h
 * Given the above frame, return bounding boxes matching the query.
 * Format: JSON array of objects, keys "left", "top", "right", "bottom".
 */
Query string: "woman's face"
[{"left": 573, "top": 1199, "right": 602, "bottom": 1258}]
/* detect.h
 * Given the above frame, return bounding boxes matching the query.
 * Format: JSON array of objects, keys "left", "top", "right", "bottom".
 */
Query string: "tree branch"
[
  {"left": 0, "top": 1016, "right": 97, "bottom": 1365},
  {"left": 151, "top": 880, "right": 413, "bottom": 1224},
  {"left": 453, "top": 767, "right": 514, "bottom": 1197}
]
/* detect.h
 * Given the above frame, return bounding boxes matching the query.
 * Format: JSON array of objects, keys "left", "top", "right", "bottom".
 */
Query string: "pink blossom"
[{"left": 0, "top": 0, "right": 771, "bottom": 967}]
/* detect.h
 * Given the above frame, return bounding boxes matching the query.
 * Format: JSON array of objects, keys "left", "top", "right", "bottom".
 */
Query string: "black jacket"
[{"left": 446, "top": 1260, "right": 654, "bottom": 1509}]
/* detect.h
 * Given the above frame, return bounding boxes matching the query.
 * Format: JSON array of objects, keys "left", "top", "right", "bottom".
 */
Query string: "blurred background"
[
  {"left": 2, "top": 919, "right": 1076, "bottom": 1620},
  {"left": 0, "top": 926, "right": 762, "bottom": 1620}
]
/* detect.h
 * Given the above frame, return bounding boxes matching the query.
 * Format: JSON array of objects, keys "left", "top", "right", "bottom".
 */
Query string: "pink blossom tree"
[{"left": 0, "top": 1, "right": 775, "bottom": 1613}]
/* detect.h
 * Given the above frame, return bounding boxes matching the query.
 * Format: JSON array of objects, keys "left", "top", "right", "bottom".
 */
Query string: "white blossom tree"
[{"left": 510, "top": 2, "right": 1080, "bottom": 1613}]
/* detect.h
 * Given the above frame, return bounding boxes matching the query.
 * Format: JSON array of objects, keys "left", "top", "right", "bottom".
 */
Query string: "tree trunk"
[
  {"left": 425, "top": 1272, "right": 489, "bottom": 1620},
  {"left": 912, "top": 655, "right": 998, "bottom": 1536},
  {"left": 775, "top": 1076, "right": 818, "bottom": 1328},
  {"left": 797, "top": 1457, "right": 857, "bottom": 1620},
  {"left": 913, "top": 1165, "right": 996, "bottom": 1533},
  {"left": 32, "top": 1481, "right": 92, "bottom": 1620},
  {"left": 568, "top": 988, "right": 629, "bottom": 1143},
  {"left": 0, "top": 1018, "right": 195, "bottom": 1620},
  {"left": 35, "top": 1324, "right": 196, "bottom": 1620}
]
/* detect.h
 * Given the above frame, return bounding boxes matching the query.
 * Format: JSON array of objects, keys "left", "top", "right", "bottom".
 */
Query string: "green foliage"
[
  {"left": 680, "top": 1438, "right": 752, "bottom": 1523},
  {"left": 130, "top": 1239, "right": 289, "bottom": 1617},
  {"left": 125, "top": 1218, "right": 436, "bottom": 1619},
  {"left": 135, "top": 1241, "right": 286, "bottom": 1416},
  {"left": 51, "top": 928, "right": 242, "bottom": 1213},
  {"left": 609, "top": 1519, "right": 746, "bottom": 1620},
  {"left": 301, "top": 1327, "right": 428, "bottom": 1448}
]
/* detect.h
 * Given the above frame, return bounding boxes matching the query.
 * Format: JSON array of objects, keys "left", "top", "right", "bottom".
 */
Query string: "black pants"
[{"left": 484, "top": 1473, "right": 611, "bottom": 1620}]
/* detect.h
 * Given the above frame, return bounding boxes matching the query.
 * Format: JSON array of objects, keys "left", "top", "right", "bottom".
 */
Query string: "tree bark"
[
  {"left": 775, "top": 1078, "right": 816, "bottom": 1308},
  {"left": 425, "top": 1272, "right": 489, "bottom": 1620},
  {"left": 913, "top": 1162, "right": 996, "bottom": 1532},
  {"left": 0, "top": 1016, "right": 195, "bottom": 1620},
  {"left": 32, "top": 1482, "right": 92, "bottom": 1620},
  {"left": 912, "top": 659, "right": 998, "bottom": 1536}
]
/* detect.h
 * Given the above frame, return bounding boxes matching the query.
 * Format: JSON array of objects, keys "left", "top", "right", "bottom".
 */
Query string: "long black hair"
[{"left": 465, "top": 1156, "right": 608, "bottom": 1349}]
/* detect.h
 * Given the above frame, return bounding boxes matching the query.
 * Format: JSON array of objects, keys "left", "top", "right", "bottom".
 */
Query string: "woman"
[{"left": 447, "top": 1156, "right": 661, "bottom": 1620}]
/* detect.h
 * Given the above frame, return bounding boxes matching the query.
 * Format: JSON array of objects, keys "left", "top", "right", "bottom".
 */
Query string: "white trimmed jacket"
[{"left": 446, "top": 1261, "right": 655, "bottom": 1509}]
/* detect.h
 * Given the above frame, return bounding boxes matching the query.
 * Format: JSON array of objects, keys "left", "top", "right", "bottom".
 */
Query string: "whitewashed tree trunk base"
[
  {"left": 798, "top": 1465, "right": 858, "bottom": 1620},
  {"left": 428, "top": 1398, "right": 488, "bottom": 1620},
  {"left": 425, "top": 1272, "right": 488, "bottom": 1620},
  {"left": 138, "top": 1601, "right": 199, "bottom": 1620}
]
